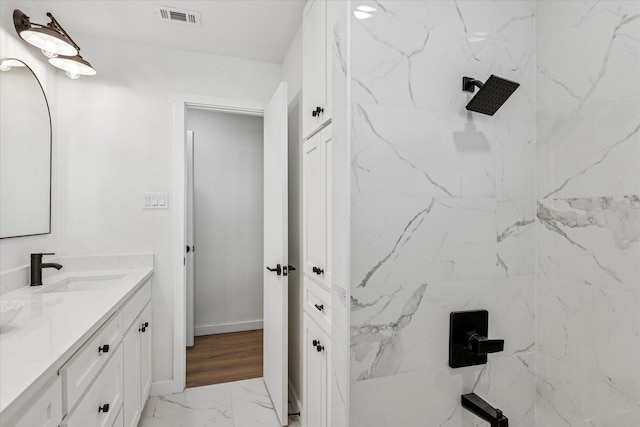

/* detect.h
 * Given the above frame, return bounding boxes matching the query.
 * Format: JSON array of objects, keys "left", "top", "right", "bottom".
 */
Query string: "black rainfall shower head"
[{"left": 463, "top": 75, "right": 520, "bottom": 116}]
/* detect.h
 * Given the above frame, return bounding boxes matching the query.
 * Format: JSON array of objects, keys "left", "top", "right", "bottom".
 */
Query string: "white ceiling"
[{"left": 26, "top": 0, "right": 306, "bottom": 64}]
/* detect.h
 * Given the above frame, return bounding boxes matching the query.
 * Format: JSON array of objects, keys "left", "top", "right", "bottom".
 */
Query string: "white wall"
[
  {"left": 281, "top": 24, "right": 304, "bottom": 407},
  {"left": 187, "top": 109, "right": 264, "bottom": 335},
  {"left": 0, "top": 0, "right": 58, "bottom": 272},
  {"left": 2, "top": 0, "right": 305, "bottom": 398},
  {"left": 54, "top": 34, "right": 281, "bottom": 388}
]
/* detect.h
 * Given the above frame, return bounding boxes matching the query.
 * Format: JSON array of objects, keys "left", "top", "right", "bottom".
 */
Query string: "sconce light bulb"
[
  {"left": 65, "top": 70, "right": 80, "bottom": 80},
  {"left": 41, "top": 48, "right": 58, "bottom": 59}
]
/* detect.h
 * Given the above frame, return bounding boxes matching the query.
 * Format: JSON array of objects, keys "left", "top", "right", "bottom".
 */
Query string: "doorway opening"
[
  {"left": 173, "top": 85, "right": 289, "bottom": 426},
  {"left": 185, "top": 109, "right": 265, "bottom": 388}
]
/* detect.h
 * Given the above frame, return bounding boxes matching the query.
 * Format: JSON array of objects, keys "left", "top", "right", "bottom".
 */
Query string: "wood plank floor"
[{"left": 186, "top": 329, "right": 263, "bottom": 388}]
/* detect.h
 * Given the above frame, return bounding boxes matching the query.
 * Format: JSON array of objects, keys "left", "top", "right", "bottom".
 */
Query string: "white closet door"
[
  {"left": 186, "top": 131, "right": 195, "bottom": 347},
  {"left": 263, "top": 82, "right": 289, "bottom": 426}
]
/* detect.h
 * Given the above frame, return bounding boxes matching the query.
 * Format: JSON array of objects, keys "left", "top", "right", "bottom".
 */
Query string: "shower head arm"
[{"left": 462, "top": 77, "right": 484, "bottom": 93}]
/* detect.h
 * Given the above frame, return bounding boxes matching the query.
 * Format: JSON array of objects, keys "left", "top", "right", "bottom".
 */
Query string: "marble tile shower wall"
[
  {"left": 348, "top": 1, "right": 537, "bottom": 426},
  {"left": 535, "top": 1, "right": 640, "bottom": 426}
]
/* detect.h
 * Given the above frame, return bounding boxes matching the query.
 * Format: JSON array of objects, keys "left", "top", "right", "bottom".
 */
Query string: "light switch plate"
[{"left": 143, "top": 192, "right": 169, "bottom": 210}]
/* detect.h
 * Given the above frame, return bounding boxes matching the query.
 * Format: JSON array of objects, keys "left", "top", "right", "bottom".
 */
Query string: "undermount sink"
[{"left": 39, "top": 274, "right": 126, "bottom": 293}]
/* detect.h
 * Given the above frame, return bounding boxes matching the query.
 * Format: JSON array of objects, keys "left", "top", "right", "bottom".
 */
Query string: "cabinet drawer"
[
  {"left": 61, "top": 344, "right": 124, "bottom": 427},
  {"left": 60, "top": 311, "right": 123, "bottom": 413},
  {"left": 9, "top": 376, "right": 62, "bottom": 427},
  {"left": 122, "top": 280, "right": 151, "bottom": 330},
  {"left": 304, "top": 276, "right": 331, "bottom": 334}
]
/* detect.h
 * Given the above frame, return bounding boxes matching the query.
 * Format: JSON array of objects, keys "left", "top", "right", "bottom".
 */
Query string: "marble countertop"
[{"left": 0, "top": 266, "right": 153, "bottom": 417}]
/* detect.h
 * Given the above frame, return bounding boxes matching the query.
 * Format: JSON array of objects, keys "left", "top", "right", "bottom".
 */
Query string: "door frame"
[{"left": 171, "top": 94, "right": 266, "bottom": 394}]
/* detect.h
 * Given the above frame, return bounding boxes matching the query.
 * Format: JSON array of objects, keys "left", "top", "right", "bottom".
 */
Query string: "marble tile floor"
[{"left": 139, "top": 378, "right": 301, "bottom": 427}]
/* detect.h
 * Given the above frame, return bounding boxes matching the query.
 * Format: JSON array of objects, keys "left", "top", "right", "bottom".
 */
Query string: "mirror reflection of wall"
[{"left": 0, "top": 58, "right": 52, "bottom": 238}]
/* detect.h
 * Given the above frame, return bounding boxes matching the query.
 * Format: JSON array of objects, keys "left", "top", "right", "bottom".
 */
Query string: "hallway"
[{"left": 186, "top": 330, "right": 263, "bottom": 388}]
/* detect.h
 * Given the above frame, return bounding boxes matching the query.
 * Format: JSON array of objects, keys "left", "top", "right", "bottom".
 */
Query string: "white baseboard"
[
  {"left": 194, "top": 320, "right": 263, "bottom": 336},
  {"left": 150, "top": 380, "right": 181, "bottom": 397},
  {"left": 289, "top": 379, "right": 303, "bottom": 426}
]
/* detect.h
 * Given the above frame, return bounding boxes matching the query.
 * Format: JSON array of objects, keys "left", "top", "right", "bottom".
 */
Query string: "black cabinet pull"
[
  {"left": 139, "top": 326, "right": 146, "bottom": 332},
  {"left": 98, "top": 344, "right": 109, "bottom": 354},
  {"left": 98, "top": 403, "right": 110, "bottom": 413},
  {"left": 312, "top": 339, "right": 324, "bottom": 352},
  {"left": 314, "top": 304, "right": 324, "bottom": 312},
  {"left": 266, "top": 264, "right": 282, "bottom": 276},
  {"left": 312, "top": 266, "right": 324, "bottom": 275},
  {"left": 312, "top": 106, "right": 324, "bottom": 117}
]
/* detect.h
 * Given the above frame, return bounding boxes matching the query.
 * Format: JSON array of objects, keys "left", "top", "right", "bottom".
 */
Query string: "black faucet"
[
  {"left": 30, "top": 253, "right": 63, "bottom": 286},
  {"left": 462, "top": 393, "right": 508, "bottom": 427}
]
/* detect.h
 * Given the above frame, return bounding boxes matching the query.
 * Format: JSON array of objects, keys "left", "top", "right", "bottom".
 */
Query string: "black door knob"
[
  {"left": 283, "top": 265, "right": 297, "bottom": 276},
  {"left": 312, "top": 266, "right": 324, "bottom": 275},
  {"left": 312, "top": 106, "right": 324, "bottom": 117},
  {"left": 98, "top": 344, "right": 109, "bottom": 354},
  {"left": 98, "top": 403, "right": 110, "bottom": 413},
  {"left": 266, "top": 264, "right": 282, "bottom": 276}
]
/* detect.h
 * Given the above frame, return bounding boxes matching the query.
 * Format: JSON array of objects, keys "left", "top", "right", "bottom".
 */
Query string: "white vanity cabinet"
[
  {"left": 302, "top": 0, "right": 334, "bottom": 138},
  {"left": 302, "top": 218, "right": 332, "bottom": 427},
  {"left": 2, "top": 277, "right": 152, "bottom": 427},
  {"left": 61, "top": 279, "right": 151, "bottom": 427},
  {"left": 60, "top": 345, "right": 124, "bottom": 427},
  {"left": 60, "top": 311, "right": 124, "bottom": 413},
  {"left": 6, "top": 377, "right": 62, "bottom": 427},
  {"left": 123, "top": 302, "right": 152, "bottom": 427},
  {"left": 303, "top": 125, "right": 333, "bottom": 289}
]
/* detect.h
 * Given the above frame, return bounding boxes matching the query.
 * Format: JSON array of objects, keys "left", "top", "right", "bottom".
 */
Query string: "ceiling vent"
[{"left": 154, "top": 5, "right": 201, "bottom": 26}]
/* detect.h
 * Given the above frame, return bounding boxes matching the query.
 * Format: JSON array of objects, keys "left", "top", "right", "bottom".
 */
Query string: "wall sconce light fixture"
[{"left": 13, "top": 9, "right": 96, "bottom": 79}]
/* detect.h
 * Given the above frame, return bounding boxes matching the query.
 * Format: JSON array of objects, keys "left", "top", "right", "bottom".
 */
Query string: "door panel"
[
  {"left": 186, "top": 131, "right": 195, "bottom": 347},
  {"left": 263, "top": 82, "right": 289, "bottom": 426},
  {"left": 303, "top": 136, "right": 325, "bottom": 279}
]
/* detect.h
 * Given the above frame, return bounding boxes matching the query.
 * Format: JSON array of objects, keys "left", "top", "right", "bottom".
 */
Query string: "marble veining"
[
  {"left": 348, "top": 0, "right": 638, "bottom": 425},
  {"left": 497, "top": 199, "right": 535, "bottom": 277},
  {"left": 537, "top": 277, "right": 640, "bottom": 404},
  {"left": 350, "top": 353, "right": 535, "bottom": 427},
  {"left": 352, "top": 196, "right": 498, "bottom": 288},
  {"left": 539, "top": 116, "right": 640, "bottom": 199},
  {"left": 140, "top": 378, "right": 301, "bottom": 427},
  {"left": 537, "top": 3, "right": 640, "bottom": 121},
  {"left": 350, "top": 278, "right": 534, "bottom": 383},
  {"left": 352, "top": 1, "right": 536, "bottom": 122},
  {"left": 349, "top": 1, "right": 537, "bottom": 422},
  {"left": 351, "top": 283, "right": 428, "bottom": 381},
  {"left": 537, "top": 196, "right": 640, "bottom": 292},
  {"left": 535, "top": 2, "right": 640, "bottom": 425}
]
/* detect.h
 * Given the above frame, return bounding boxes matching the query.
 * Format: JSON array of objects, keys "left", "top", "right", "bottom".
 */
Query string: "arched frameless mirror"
[{"left": 0, "top": 58, "right": 52, "bottom": 238}]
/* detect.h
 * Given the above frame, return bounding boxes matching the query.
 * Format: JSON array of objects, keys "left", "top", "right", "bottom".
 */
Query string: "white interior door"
[
  {"left": 263, "top": 82, "right": 288, "bottom": 426},
  {"left": 186, "top": 131, "right": 195, "bottom": 347}
]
